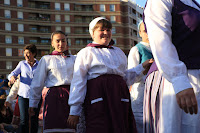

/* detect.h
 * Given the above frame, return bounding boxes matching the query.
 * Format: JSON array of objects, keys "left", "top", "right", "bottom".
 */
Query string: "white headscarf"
[
  {"left": 89, "top": 17, "right": 108, "bottom": 37},
  {"left": 137, "top": 20, "right": 143, "bottom": 31}
]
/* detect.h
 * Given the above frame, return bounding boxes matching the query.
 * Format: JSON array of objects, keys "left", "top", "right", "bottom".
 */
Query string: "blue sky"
[{"left": 136, "top": 0, "right": 200, "bottom": 7}]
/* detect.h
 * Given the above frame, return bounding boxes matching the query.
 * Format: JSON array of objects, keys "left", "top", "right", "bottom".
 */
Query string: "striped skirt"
[
  {"left": 84, "top": 74, "right": 137, "bottom": 133},
  {"left": 143, "top": 70, "right": 200, "bottom": 133}
]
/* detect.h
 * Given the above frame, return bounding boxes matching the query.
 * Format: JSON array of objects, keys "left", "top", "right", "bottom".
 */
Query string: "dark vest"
[
  {"left": 146, "top": 0, "right": 200, "bottom": 76},
  {"left": 172, "top": 0, "right": 200, "bottom": 69}
]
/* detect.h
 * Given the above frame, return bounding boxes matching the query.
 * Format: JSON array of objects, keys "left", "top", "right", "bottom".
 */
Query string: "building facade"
[{"left": 0, "top": 0, "right": 143, "bottom": 77}]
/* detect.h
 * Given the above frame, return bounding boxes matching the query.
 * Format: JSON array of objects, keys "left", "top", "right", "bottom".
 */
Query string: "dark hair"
[
  {"left": 93, "top": 19, "right": 112, "bottom": 31},
  {"left": 51, "top": 31, "right": 67, "bottom": 40},
  {"left": 23, "top": 44, "right": 37, "bottom": 58}
]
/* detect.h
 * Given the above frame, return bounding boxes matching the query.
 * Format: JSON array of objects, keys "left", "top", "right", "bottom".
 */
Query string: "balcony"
[
  {"left": 74, "top": 4, "right": 93, "bottom": 11},
  {"left": 28, "top": 1, "right": 50, "bottom": 9}
]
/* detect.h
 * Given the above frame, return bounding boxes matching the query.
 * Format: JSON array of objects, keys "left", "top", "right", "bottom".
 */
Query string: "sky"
[{"left": 136, "top": 0, "right": 200, "bottom": 7}]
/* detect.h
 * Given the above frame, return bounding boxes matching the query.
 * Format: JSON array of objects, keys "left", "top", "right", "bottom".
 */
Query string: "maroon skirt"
[
  {"left": 43, "top": 85, "right": 75, "bottom": 132},
  {"left": 84, "top": 74, "right": 137, "bottom": 133}
]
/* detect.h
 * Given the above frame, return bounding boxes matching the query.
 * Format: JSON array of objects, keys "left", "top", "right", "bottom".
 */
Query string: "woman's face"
[
  {"left": 51, "top": 34, "right": 68, "bottom": 53},
  {"left": 139, "top": 23, "right": 149, "bottom": 43},
  {"left": 92, "top": 27, "right": 112, "bottom": 45},
  {"left": 24, "top": 49, "right": 35, "bottom": 62}
]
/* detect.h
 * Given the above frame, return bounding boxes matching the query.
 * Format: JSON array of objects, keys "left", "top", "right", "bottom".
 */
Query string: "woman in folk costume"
[
  {"left": 67, "top": 17, "right": 153, "bottom": 133},
  {"left": 128, "top": 21, "right": 153, "bottom": 133},
  {"left": 29, "top": 31, "right": 76, "bottom": 133},
  {"left": 143, "top": 0, "right": 200, "bottom": 133}
]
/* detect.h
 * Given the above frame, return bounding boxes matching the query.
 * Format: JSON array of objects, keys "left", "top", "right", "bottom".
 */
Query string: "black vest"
[{"left": 172, "top": 0, "right": 200, "bottom": 69}]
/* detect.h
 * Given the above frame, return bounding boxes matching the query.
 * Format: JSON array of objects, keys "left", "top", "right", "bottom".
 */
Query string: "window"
[
  {"left": 6, "top": 61, "right": 12, "bottom": 70},
  {"left": 68, "top": 39, "right": 71, "bottom": 46},
  {"left": 55, "top": 15, "right": 61, "bottom": 22},
  {"left": 55, "top": 3, "right": 60, "bottom": 10},
  {"left": 30, "top": 39, "right": 37, "bottom": 44},
  {"left": 110, "top": 5, "right": 115, "bottom": 11},
  {"left": 5, "top": 23, "right": 11, "bottom": 31},
  {"left": 5, "top": 36, "right": 12, "bottom": 44},
  {"left": 65, "top": 15, "right": 70, "bottom": 22},
  {"left": 18, "top": 24, "right": 24, "bottom": 32},
  {"left": 18, "top": 48, "right": 23, "bottom": 56},
  {"left": 112, "top": 38, "right": 117, "bottom": 45},
  {"left": 17, "top": 12, "right": 23, "bottom": 19},
  {"left": 17, "top": 0, "right": 23, "bottom": 7},
  {"left": 65, "top": 27, "right": 71, "bottom": 34},
  {"left": 4, "top": 0, "right": 10, "bottom": 5},
  {"left": 64, "top": 3, "right": 70, "bottom": 11},
  {"left": 100, "top": 5, "right": 105, "bottom": 12},
  {"left": 41, "top": 39, "right": 49, "bottom": 44},
  {"left": 87, "top": 39, "right": 92, "bottom": 44},
  {"left": 112, "top": 27, "right": 116, "bottom": 34},
  {"left": 6, "top": 48, "right": 12, "bottom": 56},
  {"left": 41, "top": 50, "right": 49, "bottom": 56},
  {"left": 5, "top": 10, "right": 11, "bottom": 18},
  {"left": 18, "top": 36, "right": 24, "bottom": 44},
  {"left": 56, "top": 26, "right": 61, "bottom": 31},
  {"left": 30, "top": 27, "right": 37, "bottom": 32},
  {"left": 110, "top": 16, "right": 116, "bottom": 23}
]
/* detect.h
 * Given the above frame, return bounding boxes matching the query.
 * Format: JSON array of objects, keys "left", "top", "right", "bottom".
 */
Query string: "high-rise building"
[{"left": 0, "top": 0, "right": 143, "bottom": 77}]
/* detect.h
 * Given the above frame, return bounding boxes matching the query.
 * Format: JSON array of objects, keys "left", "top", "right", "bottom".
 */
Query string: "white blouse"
[
  {"left": 128, "top": 42, "right": 151, "bottom": 114},
  {"left": 144, "top": 0, "right": 200, "bottom": 94},
  {"left": 69, "top": 46, "right": 144, "bottom": 116},
  {"left": 29, "top": 55, "right": 76, "bottom": 108}
]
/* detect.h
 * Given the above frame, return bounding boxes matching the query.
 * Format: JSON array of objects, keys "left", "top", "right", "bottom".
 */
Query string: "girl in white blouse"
[
  {"left": 67, "top": 17, "right": 153, "bottom": 133},
  {"left": 29, "top": 31, "right": 76, "bottom": 133}
]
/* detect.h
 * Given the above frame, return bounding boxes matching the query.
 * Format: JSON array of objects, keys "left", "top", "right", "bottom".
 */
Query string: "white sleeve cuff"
[
  {"left": 70, "top": 105, "right": 82, "bottom": 116},
  {"left": 171, "top": 75, "right": 192, "bottom": 94}
]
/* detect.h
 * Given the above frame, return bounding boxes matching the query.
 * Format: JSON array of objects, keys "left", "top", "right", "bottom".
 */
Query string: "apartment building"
[{"left": 0, "top": 0, "right": 143, "bottom": 77}]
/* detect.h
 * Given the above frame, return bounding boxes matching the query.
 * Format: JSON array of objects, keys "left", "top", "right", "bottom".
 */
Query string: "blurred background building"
[{"left": 0, "top": 0, "right": 143, "bottom": 77}]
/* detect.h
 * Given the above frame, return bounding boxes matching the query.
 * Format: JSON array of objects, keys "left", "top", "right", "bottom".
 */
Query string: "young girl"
[
  {"left": 67, "top": 17, "right": 153, "bottom": 133},
  {"left": 128, "top": 21, "right": 153, "bottom": 133},
  {"left": 29, "top": 31, "right": 76, "bottom": 133}
]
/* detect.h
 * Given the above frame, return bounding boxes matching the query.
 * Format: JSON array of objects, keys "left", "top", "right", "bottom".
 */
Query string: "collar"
[
  {"left": 87, "top": 43, "right": 113, "bottom": 49},
  {"left": 49, "top": 50, "right": 70, "bottom": 58}
]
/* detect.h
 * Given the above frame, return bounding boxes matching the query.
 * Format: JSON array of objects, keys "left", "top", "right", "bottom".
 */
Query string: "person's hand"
[
  {"left": 142, "top": 58, "right": 154, "bottom": 75},
  {"left": 28, "top": 107, "right": 35, "bottom": 117},
  {"left": 10, "top": 76, "right": 17, "bottom": 84},
  {"left": 4, "top": 101, "right": 11, "bottom": 108},
  {"left": 67, "top": 115, "right": 79, "bottom": 129},
  {"left": 176, "top": 88, "right": 198, "bottom": 114}
]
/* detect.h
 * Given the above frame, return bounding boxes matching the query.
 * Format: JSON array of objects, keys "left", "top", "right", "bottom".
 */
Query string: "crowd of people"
[{"left": 0, "top": 0, "right": 199, "bottom": 133}]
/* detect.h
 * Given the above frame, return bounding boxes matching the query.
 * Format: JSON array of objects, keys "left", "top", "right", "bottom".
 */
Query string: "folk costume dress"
[
  {"left": 143, "top": 0, "right": 200, "bottom": 133},
  {"left": 29, "top": 51, "right": 76, "bottom": 133},
  {"left": 68, "top": 42, "right": 143, "bottom": 133},
  {"left": 128, "top": 42, "right": 153, "bottom": 133}
]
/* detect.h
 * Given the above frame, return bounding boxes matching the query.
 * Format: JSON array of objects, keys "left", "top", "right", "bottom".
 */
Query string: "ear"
[{"left": 51, "top": 42, "right": 54, "bottom": 49}]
